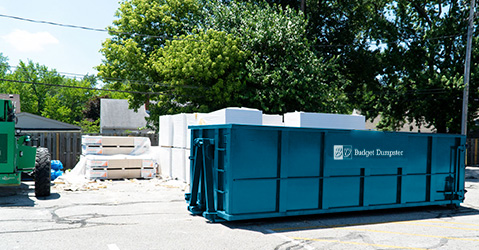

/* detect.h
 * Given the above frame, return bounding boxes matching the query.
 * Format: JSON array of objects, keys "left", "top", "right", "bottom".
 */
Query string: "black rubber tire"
[{"left": 34, "top": 147, "right": 51, "bottom": 197}]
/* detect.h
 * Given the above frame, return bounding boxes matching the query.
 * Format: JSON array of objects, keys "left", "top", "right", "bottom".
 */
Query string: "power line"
[
  {"left": 0, "top": 77, "right": 461, "bottom": 98},
  {"left": 0, "top": 13, "right": 107, "bottom": 32},
  {"left": 0, "top": 78, "right": 175, "bottom": 95},
  {"left": 0, "top": 13, "right": 466, "bottom": 48},
  {"left": 8, "top": 65, "right": 90, "bottom": 78},
  {"left": 0, "top": 13, "right": 174, "bottom": 40},
  {"left": 2, "top": 59, "right": 463, "bottom": 96},
  {"left": 7, "top": 65, "right": 200, "bottom": 89}
]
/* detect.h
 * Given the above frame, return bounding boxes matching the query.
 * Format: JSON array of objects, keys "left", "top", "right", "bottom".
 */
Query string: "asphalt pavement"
[{"left": 1, "top": 168, "right": 479, "bottom": 250}]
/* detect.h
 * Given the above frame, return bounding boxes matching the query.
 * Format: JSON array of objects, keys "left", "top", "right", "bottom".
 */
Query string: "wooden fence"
[
  {"left": 25, "top": 132, "right": 159, "bottom": 170},
  {"left": 467, "top": 138, "right": 479, "bottom": 167}
]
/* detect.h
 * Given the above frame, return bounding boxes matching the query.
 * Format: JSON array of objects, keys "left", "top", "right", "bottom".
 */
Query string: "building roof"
[
  {"left": 100, "top": 99, "right": 149, "bottom": 132},
  {"left": 15, "top": 112, "right": 81, "bottom": 131}
]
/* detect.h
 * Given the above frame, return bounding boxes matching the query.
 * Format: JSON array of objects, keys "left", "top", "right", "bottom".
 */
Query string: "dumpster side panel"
[
  {"left": 230, "top": 180, "right": 277, "bottom": 214},
  {"left": 280, "top": 130, "right": 322, "bottom": 212},
  {"left": 187, "top": 125, "right": 466, "bottom": 222},
  {"left": 406, "top": 136, "right": 428, "bottom": 174},
  {"left": 323, "top": 130, "right": 409, "bottom": 208},
  {"left": 230, "top": 128, "right": 278, "bottom": 179},
  {"left": 432, "top": 137, "right": 459, "bottom": 174},
  {"left": 283, "top": 131, "right": 322, "bottom": 177},
  {"left": 365, "top": 176, "right": 398, "bottom": 205},
  {"left": 323, "top": 177, "right": 361, "bottom": 208},
  {"left": 227, "top": 127, "right": 279, "bottom": 214},
  {"left": 285, "top": 178, "right": 320, "bottom": 210},
  {"left": 403, "top": 175, "right": 427, "bottom": 202}
]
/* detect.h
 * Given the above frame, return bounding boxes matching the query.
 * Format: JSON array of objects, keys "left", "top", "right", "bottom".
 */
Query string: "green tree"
[
  {"left": 271, "top": 0, "right": 477, "bottom": 133},
  {"left": 74, "top": 119, "right": 100, "bottom": 133},
  {"left": 0, "top": 59, "right": 99, "bottom": 125},
  {"left": 204, "top": 1, "right": 350, "bottom": 113},
  {"left": 40, "top": 77, "right": 98, "bottom": 123},
  {"left": 98, "top": 0, "right": 354, "bottom": 131},
  {"left": 2, "top": 61, "right": 63, "bottom": 115},
  {"left": 357, "top": 1, "right": 478, "bottom": 133},
  {"left": 0, "top": 53, "right": 8, "bottom": 78},
  {"left": 83, "top": 94, "right": 110, "bottom": 121},
  {"left": 97, "top": 0, "right": 202, "bottom": 130},
  {"left": 149, "top": 29, "right": 248, "bottom": 113}
]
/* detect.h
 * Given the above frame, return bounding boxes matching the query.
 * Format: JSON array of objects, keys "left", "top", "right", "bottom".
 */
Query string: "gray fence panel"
[
  {"left": 25, "top": 132, "right": 158, "bottom": 170},
  {"left": 467, "top": 138, "right": 479, "bottom": 167}
]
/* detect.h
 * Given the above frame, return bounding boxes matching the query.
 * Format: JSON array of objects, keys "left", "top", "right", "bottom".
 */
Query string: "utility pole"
[{"left": 461, "top": 0, "right": 476, "bottom": 135}]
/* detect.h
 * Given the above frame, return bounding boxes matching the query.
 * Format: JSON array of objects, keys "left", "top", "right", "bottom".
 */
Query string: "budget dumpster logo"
[
  {"left": 334, "top": 145, "right": 405, "bottom": 160},
  {"left": 334, "top": 145, "right": 352, "bottom": 160}
]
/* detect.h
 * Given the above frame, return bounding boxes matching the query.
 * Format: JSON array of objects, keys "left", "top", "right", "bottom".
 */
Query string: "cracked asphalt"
[{"left": 1, "top": 168, "right": 479, "bottom": 250}]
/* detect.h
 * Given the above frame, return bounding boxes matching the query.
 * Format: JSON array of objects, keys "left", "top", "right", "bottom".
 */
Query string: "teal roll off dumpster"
[{"left": 185, "top": 124, "right": 466, "bottom": 222}]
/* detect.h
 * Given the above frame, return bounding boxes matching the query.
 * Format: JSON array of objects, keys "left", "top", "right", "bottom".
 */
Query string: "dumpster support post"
[
  {"left": 187, "top": 138, "right": 218, "bottom": 221},
  {"left": 187, "top": 145, "right": 203, "bottom": 215}
]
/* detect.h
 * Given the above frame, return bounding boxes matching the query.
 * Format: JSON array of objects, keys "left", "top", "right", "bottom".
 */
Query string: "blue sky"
[{"left": 0, "top": 0, "right": 120, "bottom": 76}]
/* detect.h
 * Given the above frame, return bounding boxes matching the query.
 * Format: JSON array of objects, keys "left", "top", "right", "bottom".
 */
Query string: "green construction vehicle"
[{"left": 0, "top": 99, "right": 51, "bottom": 197}]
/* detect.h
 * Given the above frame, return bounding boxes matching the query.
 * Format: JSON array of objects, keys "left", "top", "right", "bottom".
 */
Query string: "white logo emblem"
[{"left": 334, "top": 145, "right": 352, "bottom": 160}]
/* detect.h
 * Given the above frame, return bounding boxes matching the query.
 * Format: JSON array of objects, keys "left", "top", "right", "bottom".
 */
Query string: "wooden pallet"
[
  {"left": 82, "top": 145, "right": 136, "bottom": 155},
  {"left": 82, "top": 136, "right": 145, "bottom": 146},
  {"left": 85, "top": 158, "right": 158, "bottom": 179},
  {"left": 87, "top": 158, "right": 142, "bottom": 168},
  {"left": 82, "top": 136, "right": 150, "bottom": 155},
  {"left": 87, "top": 167, "right": 156, "bottom": 180}
]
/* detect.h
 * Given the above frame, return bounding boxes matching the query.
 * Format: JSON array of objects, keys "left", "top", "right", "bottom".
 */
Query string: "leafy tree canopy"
[
  {"left": 98, "top": 0, "right": 479, "bottom": 134},
  {"left": 203, "top": 1, "right": 350, "bottom": 114},
  {"left": 0, "top": 58, "right": 99, "bottom": 126},
  {"left": 97, "top": 0, "right": 202, "bottom": 130},
  {"left": 98, "top": 0, "right": 352, "bottom": 132},
  {"left": 269, "top": 0, "right": 477, "bottom": 133},
  {"left": 149, "top": 29, "right": 248, "bottom": 113}
]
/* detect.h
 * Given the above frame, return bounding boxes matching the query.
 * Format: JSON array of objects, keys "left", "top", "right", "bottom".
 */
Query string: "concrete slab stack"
[
  {"left": 284, "top": 111, "right": 365, "bottom": 130},
  {"left": 159, "top": 108, "right": 368, "bottom": 184},
  {"left": 159, "top": 108, "right": 263, "bottom": 183}
]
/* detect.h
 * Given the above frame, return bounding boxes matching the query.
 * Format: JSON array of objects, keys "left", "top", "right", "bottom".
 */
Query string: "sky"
[{"left": 0, "top": 0, "right": 120, "bottom": 76}]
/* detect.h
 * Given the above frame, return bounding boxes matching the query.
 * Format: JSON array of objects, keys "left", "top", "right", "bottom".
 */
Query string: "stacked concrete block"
[
  {"left": 159, "top": 115, "right": 173, "bottom": 178},
  {"left": 172, "top": 148, "right": 186, "bottom": 182},
  {"left": 158, "top": 109, "right": 367, "bottom": 183},
  {"left": 158, "top": 147, "right": 172, "bottom": 179},
  {"left": 262, "top": 114, "right": 284, "bottom": 126},
  {"left": 159, "top": 114, "right": 198, "bottom": 182},
  {"left": 159, "top": 108, "right": 263, "bottom": 183},
  {"left": 159, "top": 113, "right": 202, "bottom": 183},
  {"left": 197, "top": 107, "right": 263, "bottom": 126},
  {"left": 284, "top": 111, "right": 366, "bottom": 130}
]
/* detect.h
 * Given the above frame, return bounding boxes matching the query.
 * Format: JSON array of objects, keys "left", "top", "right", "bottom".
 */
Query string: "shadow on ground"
[
  {"left": 218, "top": 204, "right": 479, "bottom": 234},
  {"left": 219, "top": 172, "right": 479, "bottom": 233},
  {"left": 0, "top": 181, "right": 61, "bottom": 207}
]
